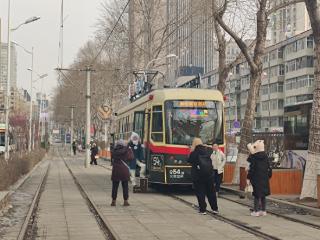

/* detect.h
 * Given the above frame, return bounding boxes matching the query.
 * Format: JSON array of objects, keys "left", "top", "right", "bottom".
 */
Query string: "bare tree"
[
  {"left": 212, "top": 0, "right": 269, "bottom": 183},
  {"left": 300, "top": 0, "right": 320, "bottom": 199},
  {"left": 212, "top": 0, "right": 304, "bottom": 183}
]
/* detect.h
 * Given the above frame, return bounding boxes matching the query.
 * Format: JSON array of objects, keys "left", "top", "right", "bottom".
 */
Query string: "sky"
[{"left": 0, "top": 0, "right": 104, "bottom": 97}]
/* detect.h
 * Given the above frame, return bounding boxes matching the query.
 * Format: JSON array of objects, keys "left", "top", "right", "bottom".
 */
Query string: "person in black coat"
[
  {"left": 247, "top": 140, "right": 272, "bottom": 217},
  {"left": 188, "top": 138, "right": 218, "bottom": 215},
  {"left": 111, "top": 140, "right": 134, "bottom": 206},
  {"left": 90, "top": 143, "right": 99, "bottom": 165}
]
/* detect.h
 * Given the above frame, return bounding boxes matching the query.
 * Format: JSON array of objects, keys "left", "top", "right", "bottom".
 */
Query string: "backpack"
[{"left": 197, "top": 154, "right": 214, "bottom": 180}]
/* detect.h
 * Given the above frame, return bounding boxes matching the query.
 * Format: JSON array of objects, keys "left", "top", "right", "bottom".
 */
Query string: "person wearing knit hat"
[
  {"left": 111, "top": 139, "right": 134, "bottom": 206},
  {"left": 128, "top": 132, "right": 145, "bottom": 186}
]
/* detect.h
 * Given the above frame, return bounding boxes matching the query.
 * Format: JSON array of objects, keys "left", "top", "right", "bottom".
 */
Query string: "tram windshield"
[
  {"left": 165, "top": 100, "right": 223, "bottom": 146},
  {"left": 0, "top": 133, "right": 4, "bottom": 146}
]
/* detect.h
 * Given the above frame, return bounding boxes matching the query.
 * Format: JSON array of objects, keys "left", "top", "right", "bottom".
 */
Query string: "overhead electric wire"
[{"left": 90, "top": 0, "right": 131, "bottom": 66}]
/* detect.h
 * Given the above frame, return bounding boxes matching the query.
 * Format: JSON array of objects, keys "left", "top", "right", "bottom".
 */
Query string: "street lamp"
[
  {"left": 27, "top": 68, "right": 47, "bottom": 150},
  {"left": 5, "top": 0, "right": 40, "bottom": 159},
  {"left": 36, "top": 73, "right": 48, "bottom": 144}
]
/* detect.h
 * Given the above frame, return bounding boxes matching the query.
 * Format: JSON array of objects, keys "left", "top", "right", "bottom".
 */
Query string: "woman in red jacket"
[{"left": 111, "top": 140, "right": 134, "bottom": 206}]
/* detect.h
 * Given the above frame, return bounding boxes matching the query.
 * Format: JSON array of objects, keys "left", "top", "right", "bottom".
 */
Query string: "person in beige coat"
[{"left": 210, "top": 144, "right": 226, "bottom": 195}]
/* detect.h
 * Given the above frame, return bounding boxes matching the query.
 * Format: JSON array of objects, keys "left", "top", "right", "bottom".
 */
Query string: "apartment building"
[
  {"left": 0, "top": 42, "right": 17, "bottom": 90},
  {"left": 270, "top": 2, "right": 310, "bottom": 44},
  {"left": 200, "top": 29, "right": 314, "bottom": 132}
]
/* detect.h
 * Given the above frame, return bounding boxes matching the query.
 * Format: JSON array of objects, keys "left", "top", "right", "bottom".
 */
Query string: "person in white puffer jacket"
[{"left": 210, "top": 143, "right": 226, "bottom": 196}]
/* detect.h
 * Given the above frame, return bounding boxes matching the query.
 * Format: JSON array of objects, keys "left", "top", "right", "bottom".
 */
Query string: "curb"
[{"left": 221, "top": 185, "right": 320, "bottom": 217}]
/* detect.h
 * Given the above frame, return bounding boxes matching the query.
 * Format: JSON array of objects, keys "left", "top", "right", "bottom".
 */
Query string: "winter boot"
[
  {"left": 111, "top": 200, "right": 116, "bottom": 206},
  {"left": 123, "top": 200, "right": 130, "bottom": 206}
]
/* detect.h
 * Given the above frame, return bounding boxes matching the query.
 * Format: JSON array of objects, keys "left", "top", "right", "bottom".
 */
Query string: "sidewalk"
[
  {"left": 66, "top": 157, "right": 261, "bottom": 240},
  {"left": 35, "top": 157, "right": 105, "bottom": 240}
]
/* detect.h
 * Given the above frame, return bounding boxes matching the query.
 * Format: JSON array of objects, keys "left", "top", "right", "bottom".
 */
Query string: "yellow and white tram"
[{"left": 114, "top": 88, "right": 225, "bottom": 184}]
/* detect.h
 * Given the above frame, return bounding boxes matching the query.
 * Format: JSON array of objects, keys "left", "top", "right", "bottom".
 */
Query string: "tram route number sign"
[
  {"left": 151, "top": 154, "right": 164, "bottom": 171},
  {"left": 167, "top": 168, "right": 185, "bottom": 180}
]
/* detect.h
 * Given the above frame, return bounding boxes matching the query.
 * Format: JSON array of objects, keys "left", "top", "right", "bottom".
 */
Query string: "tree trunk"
[
  {"left": 300, "top": 0, "right": 320, "bottom": 199},
  {"left": 214, "top": 20, "right": 228, "bottom": 94},
  {"left": 232, "top": 69, "right": 263, "bottom": 183}
]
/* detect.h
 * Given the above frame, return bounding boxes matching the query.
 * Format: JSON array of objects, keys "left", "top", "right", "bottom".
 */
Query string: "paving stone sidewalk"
[{"left": 66, "top": 157, "right": 263, "bottom": 240}]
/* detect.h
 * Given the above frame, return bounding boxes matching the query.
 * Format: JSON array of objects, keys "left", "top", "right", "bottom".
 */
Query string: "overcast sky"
[{"left": 1, "top": 0, "right": 104, "bottom": 96}]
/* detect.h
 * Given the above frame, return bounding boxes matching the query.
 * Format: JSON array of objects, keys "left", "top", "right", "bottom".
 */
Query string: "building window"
[
  {"left": 278, "top": 82, "right": 284, "bottom": 92},
  {"left": 262, "top": 101, "right": 269, "bottom": 111},
  {"left": 270, "top": 83, "right": 278, "bottom": 93},
  {"left": 279, "top": 64, "right": 285, "bottom": 76},
  {"left": 307, "top": 35, "right": 314, "bottom": 48},
  {"left": 261, "top": 85, "right": 269, "bottom": 95},
  {"left": 270, "top": 99, "right": 278, "bottom": 110},
  {"left": 278, "top": 99, "right": 284, "bottom": 109}
]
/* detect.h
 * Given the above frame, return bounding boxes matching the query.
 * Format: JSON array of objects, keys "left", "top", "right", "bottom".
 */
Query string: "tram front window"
[
  {"left": 165, "top": 100, "right": 223, "bottom": 146},
  {"left": 0, "top": 133, "right": 4, "bottom": 146}
]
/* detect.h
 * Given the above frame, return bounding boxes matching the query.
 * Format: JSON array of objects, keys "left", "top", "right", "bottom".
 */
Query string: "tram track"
[
  {"left": 17, "top": 162, "right": 50, "bottom": 240},
  {"left": 170, "top": 194, "right": 282, "bottom": 240},
  {"left": 97, "top": 161, "right": 282, "bottom": 239},
  {"left": 219, "top": 194, "right": 320, "bottom": 230},
  {"left": 58, "top": 148, "right": 118, "bottom": 240},
  {"left": 89, "top": 160, "right": 320, "bottom": 239}
]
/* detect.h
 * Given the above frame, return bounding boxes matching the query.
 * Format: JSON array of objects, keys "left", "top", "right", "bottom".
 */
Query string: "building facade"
[
  {"left": 270, "top": 2, "right": 310, "bottom": 44},
  {"left": 200, "top": 29, "right": 314, "bottom": 132},
  {"left": 0, "top": 42, "right": 17, "bottom": 90}
]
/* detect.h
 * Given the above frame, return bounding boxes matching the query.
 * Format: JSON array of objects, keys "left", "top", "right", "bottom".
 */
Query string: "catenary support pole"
[
  {"left": 70, "top": 106, "right": 74, "bottom": 155},
  {"left": 85, "top": 67, "right": 91, "bottom": 168},
  {"left": 5, "top": 0, "right": 11, "bottom": 160}
]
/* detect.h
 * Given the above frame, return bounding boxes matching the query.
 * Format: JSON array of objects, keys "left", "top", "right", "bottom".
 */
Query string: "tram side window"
[
  {"left": 134, "top": 111, "right": 144, "bottom": 139},
  {"left": 152, "top": 106, "right": 163, "bottom": 142}
]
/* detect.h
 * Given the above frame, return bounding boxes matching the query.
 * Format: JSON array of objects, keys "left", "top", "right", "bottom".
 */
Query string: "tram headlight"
[{"left": 166, "top": 155, "right": 188, "bottom": 165}]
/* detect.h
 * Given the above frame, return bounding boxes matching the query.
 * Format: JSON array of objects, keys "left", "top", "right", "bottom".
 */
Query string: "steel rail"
[
  {"left": 58, "top": 148, "right": 119, "bottom": 240},
  {"left": 170, "top": 194, "right": 282, "bottom": 240},
  {"left": 219, "top": 194, "right": 320, "bottom": 230},
  {"left": 17, "top": 163, "right": 50, "bottom": 240}
]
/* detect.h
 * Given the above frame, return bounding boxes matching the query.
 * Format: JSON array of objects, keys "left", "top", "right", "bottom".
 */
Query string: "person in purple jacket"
[{"left": 110, "top": 140, "right": 134, "bottom": 206}]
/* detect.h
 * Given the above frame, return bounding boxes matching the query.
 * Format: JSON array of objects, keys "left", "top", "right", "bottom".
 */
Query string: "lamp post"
[
  {"left": 5, "top": 0, "right": 40, "bottom": 158},
  {"left": 36, "top": 73, "right": 48, "bottom": 145}
]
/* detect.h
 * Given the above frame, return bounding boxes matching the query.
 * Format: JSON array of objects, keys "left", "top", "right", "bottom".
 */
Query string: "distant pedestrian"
[
  {"left": 90, "top": 143, "right": 99, "bottom": 165},
  {"left": 211, "top": 143, "right": 226, "bottom": 196},
  {"left": 188, "top": 138, "right": 218, "bottom": 215},
  {"left": 72, "top": 141, "right": 77, "bottom": 155},
  {"left": 128, "top": 132, "right": 145, "bottom": 186},
  {"left": 247, "top": 140, "right": 272, "bottom": 217},
  {"left": 111, "top": 140, "right": 134, "bottom": 206}
]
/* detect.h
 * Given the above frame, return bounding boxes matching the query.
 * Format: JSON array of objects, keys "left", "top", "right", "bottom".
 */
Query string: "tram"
[
  {"left": 0, "top": 123, "right": 15, "bottom": 154},
  {"left": 113, "top": 88, "right": 225, "bottom": 185}
]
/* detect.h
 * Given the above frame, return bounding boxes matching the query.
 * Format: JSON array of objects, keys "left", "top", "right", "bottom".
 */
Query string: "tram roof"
[{"left": 117, "top": 88, "right": 223, "bottom": 115}]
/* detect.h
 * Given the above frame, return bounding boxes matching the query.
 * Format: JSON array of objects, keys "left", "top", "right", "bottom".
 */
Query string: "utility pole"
[
  {"left": 5, "top": 1, "right": 11, "bottom": 160},
  {"left": 85, "top": 67, "right": 91, "bottom": 168},
  {"left": 28, "top": 47, "right": 34, "bottom": 152},
  {"left": 70, "top": 105, "right": 75, "bottom": 155},
  {"left": 55, "top": 66, "right": 94, "bottom": 167}
]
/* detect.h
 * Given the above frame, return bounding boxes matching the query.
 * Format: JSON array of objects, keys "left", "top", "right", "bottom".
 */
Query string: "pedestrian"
[
  {"left": 188, "top": 138, "right": 218, "bottom": 215},
  {"left": 247, "top": 140, "right": 272, "bottom": 217},
  {"left": 72, "top": 140, "right": 77, "bottom": 155},
  {"left": 210, "top": 143, "right": 226, "bottom": 196},
  {"left": 90, "top": 142, "right": 99, "bottom": 165},
  {"left": 111, "top": 139, "right": 134, "bottom": 206},
  {"left": 128, "top": 132, "right": 145, "bottom": 186}
]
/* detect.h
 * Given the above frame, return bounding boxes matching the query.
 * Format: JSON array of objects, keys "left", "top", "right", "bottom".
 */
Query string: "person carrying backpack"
[{"left": 188, "top": 138, "right": 218, "bottom": 215}]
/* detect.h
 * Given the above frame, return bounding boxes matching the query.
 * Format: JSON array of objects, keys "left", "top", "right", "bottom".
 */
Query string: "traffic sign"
[
  {"left": 97, "top": 104, "right": 112, "bottom": 121},
  {"left": 233, "top": 120, "right": 240, "bottom": 128}
]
